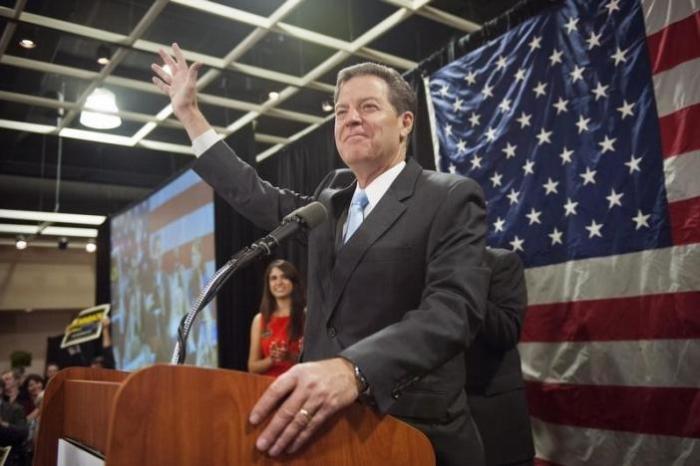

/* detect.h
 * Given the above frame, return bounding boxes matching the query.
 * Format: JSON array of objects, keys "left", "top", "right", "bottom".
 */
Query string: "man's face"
[
  {"left": 334, "top": 75, "right": 413, "bottom": 172},
  {"left": 1, "top": 372, "right": 16, "bottom": 392},
  {"left": 46, "top": 364, "right": 59, "bottom": 379}
]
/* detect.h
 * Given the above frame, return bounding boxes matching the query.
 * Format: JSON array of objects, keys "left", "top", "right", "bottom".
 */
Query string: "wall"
[{"left": 0, "top": 244, "right": 96, "bottom": 374}]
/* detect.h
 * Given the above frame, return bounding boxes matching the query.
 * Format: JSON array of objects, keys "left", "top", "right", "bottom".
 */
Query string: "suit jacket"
[
  {"left": 194, "top": 141, "right": 490, "bottom": 466},
  {"left": 465, "top": 248, "right": 534, "bottom": 466}
]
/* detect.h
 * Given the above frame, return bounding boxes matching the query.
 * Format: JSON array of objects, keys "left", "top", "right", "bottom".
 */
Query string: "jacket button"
[
  {"left": 391, "top": 389, "right": 401, "bottom": 400},
  {"left": 327, "top": 326, "right": 337, "bottom": 338}
]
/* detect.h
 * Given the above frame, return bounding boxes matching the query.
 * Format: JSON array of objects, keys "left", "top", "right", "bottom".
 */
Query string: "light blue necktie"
[{"left": 344, "top": 189, "right": 369, "bottom": 243}]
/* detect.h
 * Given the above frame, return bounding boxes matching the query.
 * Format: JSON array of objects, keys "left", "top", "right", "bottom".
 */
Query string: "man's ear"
[{"left": 399, "top": 111, "right": 414, "bottom": 142}]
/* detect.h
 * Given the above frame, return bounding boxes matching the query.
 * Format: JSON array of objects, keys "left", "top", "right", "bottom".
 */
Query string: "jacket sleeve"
[
  {"left": 480, "top": 251, "right": 527, "bottom": 351},
  {"left": 340, "top": 177, "right": 489, "bottom": 413},
  {"left": 193, "top": 140, "right": 313, "bottom": 231}
]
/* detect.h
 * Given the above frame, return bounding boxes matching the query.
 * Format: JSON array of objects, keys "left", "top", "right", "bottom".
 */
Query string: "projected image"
[{"left": 110, "top": 170, "right": 217, "bottom": 370}]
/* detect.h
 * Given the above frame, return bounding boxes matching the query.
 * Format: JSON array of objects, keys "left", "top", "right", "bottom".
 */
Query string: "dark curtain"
[
  {"left": 214, "top": 124, "right": 269, "bottom": 371},
  {"left": 95, "top": 221, "right": 110, "bottom": 305},
  {"left": 257, "top": 119, "right": 344, "bottom": 279}
]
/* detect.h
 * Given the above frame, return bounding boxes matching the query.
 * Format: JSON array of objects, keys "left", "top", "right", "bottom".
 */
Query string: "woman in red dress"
[{"left": 247, "top": 259, "right": 305, "bottom": 377}]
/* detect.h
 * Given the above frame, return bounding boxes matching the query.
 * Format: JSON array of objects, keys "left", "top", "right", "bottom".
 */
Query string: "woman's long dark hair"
[{"left": 259, "top": 259, "right": 306, "bottom": 342}]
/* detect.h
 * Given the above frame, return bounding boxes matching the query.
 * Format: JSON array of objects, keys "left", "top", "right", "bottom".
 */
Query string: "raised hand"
[
  {"left": 249, "top": 358, "right": 359, "bottom": 457},
  {"left": 151, "top": 43, "right": 210, "bottom": 140}
]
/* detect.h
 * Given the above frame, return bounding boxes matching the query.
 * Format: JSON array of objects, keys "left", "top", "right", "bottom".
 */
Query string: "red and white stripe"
[{"left": 523, "top": 1, "right": 700, "bottom": 464}]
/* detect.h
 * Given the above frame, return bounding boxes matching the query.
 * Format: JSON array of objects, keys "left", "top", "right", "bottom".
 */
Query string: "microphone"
[{"left": 249, "top": 201, "right": 328, "bottom": 256}]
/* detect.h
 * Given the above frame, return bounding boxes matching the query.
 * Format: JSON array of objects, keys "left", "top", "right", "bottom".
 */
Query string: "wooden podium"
[{"left": 34, "top": 365, "right": 435, "bottom": 465}]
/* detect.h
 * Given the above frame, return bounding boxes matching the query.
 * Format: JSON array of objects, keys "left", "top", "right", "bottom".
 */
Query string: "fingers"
[
  {"left": 188, "top": 62, "right": 202, "bottom": 81},
  {"left": 249, "top": 373, "right": 296, "bottom": 425},
  {"left": 157, "top": 48, "right": 177, "bottom": 70},
  {"left": 172, "top": 42, "right": 187, "bottom": 67},
  {"left": 262, "top": 389, "right": 314, "bottom": 456},
  {"left": 151, "top": 76, "right": 170, "bottom": 95},
  {"left": 287, "top": 404, "right": 329, "bottom": 454},
  {"left": 151, "top": 64, "right": 172, "bottom": 84}
]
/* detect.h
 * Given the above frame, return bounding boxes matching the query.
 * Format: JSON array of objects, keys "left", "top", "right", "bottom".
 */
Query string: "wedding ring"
[{"left": 298, "top": 408, "right": 312, "bottom": 424}]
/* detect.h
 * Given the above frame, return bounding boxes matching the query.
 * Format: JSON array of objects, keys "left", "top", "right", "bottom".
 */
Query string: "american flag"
[{"left": 428, "top": 0, "right": 700, "bottom": 464}]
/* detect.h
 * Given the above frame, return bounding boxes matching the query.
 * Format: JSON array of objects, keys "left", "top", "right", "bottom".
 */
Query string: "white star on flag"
[
  {"left": 453, "top": 97, "right": 464, "bottom": 112},
  {"left": 496, "top": 55, "right": 508, "bottom": 70},
  {"left": 517, "top": 112, "right": 532, "bottom": 128},
  {"left": 625, "top": 154, "right": 642, "bottom": 173},
  {"left": 553, "top": 97, "right": 569, "bottom": 114},
  {"left": 485, "top": 126, "right": 497, "bottom": 142},
  {"left": 587, "top": 31, "right": 602, "bottom": 49},
  {"left": 606, "top": 188, "right": 624, "bottom": 208},
  {"left": 490, "top": 172, "right": 503, "bottom": 187},
  {"left": 522, "top": 159, "right": 535, "bottom": 175},
  {"left": 592, "top": 82, "right": 609, "bottom": 100},
  {"left": 563, "top": 197, "right": 579, "bottom": 216},
  {"left": 526, "top": 207, "right": 543, "bottom": 225},
  {"left": 493, "top": 217, "right": 505, "bottom": 232},
  {"left": 559, "top": 147, "right": 574, "bottom": 164},
  {"left": 564, "top": 16, "right": 579, "bottom": 34},
  {"left": 617, "top": 100, "right": 635, "bottom": 119},
  {"left": 471, "top": 155, "right": 483, "bottom": 170},
  {"left": 528, "top": 35, "right": 542, "bottom": 51},
  {"left": 469, "top": 112, "right": 481, "bottom": 127},
  {"left": 533, "top": 81, "right": 547, "bottom": 97},
  {"left": 605, "top": 0, "right": 621, "bottom": 15},
  {"left": 580, "top": 167, "right": 597, "bottom": 185},
  {"left": 514, "top": 68, "right": 527, "bottom": 82},
  {"left": 599, "top": 135, "right": 617, "bottom": 153},
  {"left": 576, "top": 114, "right": 591, "bottom": 133},
  {"left": 464, "top": 70, "right": 477, "bottom": 85},
  {"left": 502, "top": 142, "right": 517, "bottom": 159},
  {"left": 585, "top": 219, "right": 604, "bottom": 238},
  {"left": 536, "top": 128, "right": 552, "bottom": 145},
  {"left": 548, "top": 227, "right": 563, "bottom": 245},
  {"left": 507, "top": 189, "right": 520, "bottom": 205},
  {"left": 549, "top": 49, "right": 564, "bottom": 65},
  {"left": 482, "top": 83, "right": 494, "bottom": 98},
  {"left": 499, "top": 98, "right": 512, "bottom": 112},
  {"left": 439, "top": 85, "right": 449, "bottom": 97},
  {"left": 456, "top": 139, "right": 467, "bottom": 154},
  {"left": 543, "top": 178, "right": 559, "bottom": 195},
  {"left": 632, "top": 209, "right": 651, "bottom": 230},
  {"left": 570, "top": 65, "right": 585, "bottom": 82},
  {"left": 611, "top": 47, "right": 628, "bottom": 66},
  {"left": 510, "top": 236, "right": 524, "bottom": 252}
]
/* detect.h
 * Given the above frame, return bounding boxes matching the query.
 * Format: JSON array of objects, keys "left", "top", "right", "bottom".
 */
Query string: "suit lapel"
[{"left": 323, "top": 159, "right": 422, "bottom": 324}]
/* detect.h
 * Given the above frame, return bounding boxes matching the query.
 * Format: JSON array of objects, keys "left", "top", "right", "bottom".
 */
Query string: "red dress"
[{"left": 260, "top": 315, "right": 302, "bottom": 377}]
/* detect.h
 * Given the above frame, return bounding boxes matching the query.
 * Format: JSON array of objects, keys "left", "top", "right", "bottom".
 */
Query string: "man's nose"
[{"left": 345, "top": 107, "right": 362, "bottom": 125}]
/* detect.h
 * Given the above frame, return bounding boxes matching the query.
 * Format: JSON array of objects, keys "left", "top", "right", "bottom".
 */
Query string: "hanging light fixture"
[
  {"left": 15, "top": 236, "right": 27, "bottom": 250},
  {"left": 79, "top": 88, "right": 122, "bottom": 129},
  {"left": 85, "top": 239, "right": 97, "bottom": 253}
]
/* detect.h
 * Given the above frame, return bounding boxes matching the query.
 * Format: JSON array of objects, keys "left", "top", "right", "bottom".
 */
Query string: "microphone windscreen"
[{"left": 286, "top": 201, "right": 328, "bottom": 228}]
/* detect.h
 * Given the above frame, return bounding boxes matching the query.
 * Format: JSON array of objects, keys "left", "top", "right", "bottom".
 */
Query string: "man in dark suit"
[
  {"left": 152, "top": 44, "right": 489, "bottom": 466},
  {"left": 466, "top": 248, "right": 535, "bottom": 466}
]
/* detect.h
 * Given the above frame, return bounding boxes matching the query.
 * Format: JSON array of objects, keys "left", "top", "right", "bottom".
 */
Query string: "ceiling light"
[
  {"left": 321, "top": 101, "right": 333, "bottom": 112},
  {"left": 0, "top": 224, "right": 98, "bottom": 237},
  {"left": 79, "top": 88, "right": 122, "bottom": 129},
  {"left": 268, "top": 91, "right": 280, "bottom": 101},
  {"left": 96, "top": 45, "right": 111, "bottom": 65},
  {"left": 85, "top": 240, "right": 97, "bottom": 253},
  {"left": 19, "top": 38, "right": 36, "bottom": 49},
  {"left": 16, "top": 236, "right": 27, "bottom": 250},
  {"left": 0, "top": 209, "right": 106, "bottom": 225}
]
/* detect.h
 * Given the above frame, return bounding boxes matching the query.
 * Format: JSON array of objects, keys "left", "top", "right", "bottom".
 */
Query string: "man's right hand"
[{"left": 151, "top": 43, "right": 211, "bottom": 141}]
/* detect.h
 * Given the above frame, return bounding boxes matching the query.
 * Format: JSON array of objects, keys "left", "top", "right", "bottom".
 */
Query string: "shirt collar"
[{"left": 353, "top": 160, "right": 406, "bottom": 215}]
